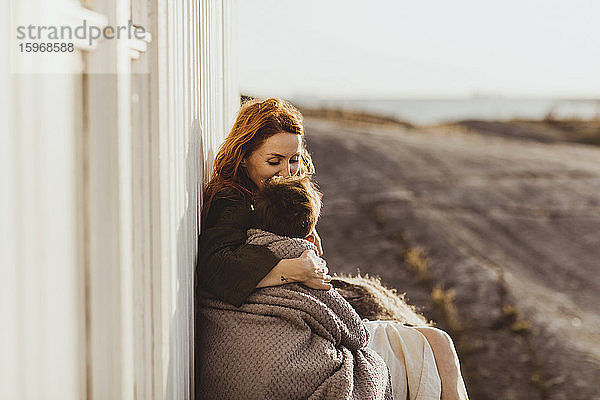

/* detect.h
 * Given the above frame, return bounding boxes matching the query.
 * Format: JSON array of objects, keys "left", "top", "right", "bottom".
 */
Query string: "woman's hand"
[
  {"left": 256, "top": 250, "right": 332, "bottom": 290},
  {"left": 291, "top": 250, "right": 331, "bottom": 290}
]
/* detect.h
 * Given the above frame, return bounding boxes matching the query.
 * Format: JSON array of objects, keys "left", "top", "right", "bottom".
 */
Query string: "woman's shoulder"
[
  {"left": 208, "top": 187, "right": 251, "bottom": 209},
  {"left": 213, "top": 186, "right": 246, "bottom": 200},
  {"left": 202, "top": 186, "right": 253, "bottom": 228}
]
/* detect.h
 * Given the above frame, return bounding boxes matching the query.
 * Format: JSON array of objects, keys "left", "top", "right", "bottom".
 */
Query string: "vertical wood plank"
[{"left": 3, "top": 1, "right": 86, "bottom": 399}]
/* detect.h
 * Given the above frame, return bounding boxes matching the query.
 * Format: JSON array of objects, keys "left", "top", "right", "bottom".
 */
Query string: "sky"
[{"left": 236, "top": 0, "right": 600, "bottom": 99}]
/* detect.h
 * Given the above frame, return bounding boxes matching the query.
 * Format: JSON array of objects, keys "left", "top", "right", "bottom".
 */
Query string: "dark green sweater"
[{"left": 198, "top": 190, "right": 280, "bottom": 306}]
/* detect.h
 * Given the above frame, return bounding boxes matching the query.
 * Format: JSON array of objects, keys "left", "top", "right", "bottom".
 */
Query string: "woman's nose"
[{"left": 279, "top": 162, "right": 292, "bottom": 177}]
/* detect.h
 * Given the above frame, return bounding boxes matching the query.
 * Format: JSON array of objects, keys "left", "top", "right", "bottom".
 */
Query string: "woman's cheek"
[{"left": 264, "top": 165, "right": 281, "bottom": 180}]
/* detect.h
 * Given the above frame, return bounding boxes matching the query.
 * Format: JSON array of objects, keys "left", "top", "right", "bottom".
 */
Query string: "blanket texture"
[{"left": 196, "top": 229, "right": 392, "bottom": 400}]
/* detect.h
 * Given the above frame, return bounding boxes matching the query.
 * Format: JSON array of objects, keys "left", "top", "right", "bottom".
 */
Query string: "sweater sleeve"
[{"left": 198, "top": 194, "right": 281, "bottom": 306}]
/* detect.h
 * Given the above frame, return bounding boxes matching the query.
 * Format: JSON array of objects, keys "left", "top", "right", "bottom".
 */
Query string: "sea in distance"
[{"left": 292, "top": 96, "right": 600, "bottom": 126}]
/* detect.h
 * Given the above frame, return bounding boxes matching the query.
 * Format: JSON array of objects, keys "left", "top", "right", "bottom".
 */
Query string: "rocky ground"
[{"left": 305, "top": 116, "right": 600, "bottom": 400}]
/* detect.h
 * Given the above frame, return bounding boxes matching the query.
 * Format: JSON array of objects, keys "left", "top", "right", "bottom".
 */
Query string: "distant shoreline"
[
  {"left": 291, "top": 97, "right": 600, "bottom": 126},
  {"left": 299, "top": 106, "right": 415, "bottom": 129},
  {"left": 299, "top": 105, "right": 600, "bottom": 146},
  {"left": 241, "top": 94, "right": 600, "bottom": 146}
]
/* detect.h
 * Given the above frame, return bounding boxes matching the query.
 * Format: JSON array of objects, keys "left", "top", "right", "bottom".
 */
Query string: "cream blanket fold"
[{"left": 196, "top": 229, "right": 392, "bottom": 400}]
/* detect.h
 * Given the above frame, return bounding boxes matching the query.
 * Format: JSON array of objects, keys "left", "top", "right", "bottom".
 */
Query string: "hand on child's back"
[{"left": 295, "top": 250, "right": 332, "bottom": 290}]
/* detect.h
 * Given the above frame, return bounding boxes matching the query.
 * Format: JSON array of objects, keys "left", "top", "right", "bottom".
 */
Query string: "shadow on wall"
[{"left": 166, "top": 117, "right": 202, "bottom": 398}]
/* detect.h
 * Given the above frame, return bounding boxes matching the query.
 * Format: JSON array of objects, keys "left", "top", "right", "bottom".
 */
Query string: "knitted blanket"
[{"left": 195, "top": 229, "right": 392, "bottom": 400}]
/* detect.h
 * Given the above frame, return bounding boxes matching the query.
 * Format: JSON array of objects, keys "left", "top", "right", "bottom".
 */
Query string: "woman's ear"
[{"left": 241, "top": 158, "right": 247, "bottom": 167}]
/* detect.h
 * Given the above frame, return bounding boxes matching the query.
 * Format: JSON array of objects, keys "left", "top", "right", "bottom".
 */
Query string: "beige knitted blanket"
[{"left": 195, "top": 229, "right": 392, "bottom": 400}]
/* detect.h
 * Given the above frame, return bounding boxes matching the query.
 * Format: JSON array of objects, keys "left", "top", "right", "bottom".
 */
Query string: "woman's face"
[{"left": 244, "top": 132, "right": 302, "bottom": 189}]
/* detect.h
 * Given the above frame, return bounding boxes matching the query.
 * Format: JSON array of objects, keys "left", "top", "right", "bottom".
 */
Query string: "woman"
[
  {"left": 197, "top": 97, "right": 468, "bottom": 399},
  {"left": 198, "top": 97, "right": 331, "bottom": 307}
]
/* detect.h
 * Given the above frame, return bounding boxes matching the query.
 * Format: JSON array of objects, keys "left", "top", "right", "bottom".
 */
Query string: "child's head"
[{"left": 252, "top": 176, "right": 322, "bottom": 239}]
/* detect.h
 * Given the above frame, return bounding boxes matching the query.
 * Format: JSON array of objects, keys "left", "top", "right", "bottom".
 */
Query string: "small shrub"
[
  {"left": 431, "top": 285, "right": 462, "bottom": 333},
  {"left": 404, "top": 247, "right": 431, "bottom": 283},
  {"left": 510, "top": 320, "right": 531, "bottom": 335}
]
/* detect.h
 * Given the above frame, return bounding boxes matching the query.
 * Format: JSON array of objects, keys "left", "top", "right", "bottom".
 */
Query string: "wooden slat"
[{"left": 3, "top": 1, "right": 238, "bottom": 399}]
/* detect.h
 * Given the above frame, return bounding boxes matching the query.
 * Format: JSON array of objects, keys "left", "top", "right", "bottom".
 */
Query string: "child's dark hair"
[{"left": 252, "top": 176, "right": 322, "bottom": 238}]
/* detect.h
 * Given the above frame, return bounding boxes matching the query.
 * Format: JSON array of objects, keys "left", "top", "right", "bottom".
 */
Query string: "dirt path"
[{"left": 306, "top": 117, "right": 600, "bottom": 400}]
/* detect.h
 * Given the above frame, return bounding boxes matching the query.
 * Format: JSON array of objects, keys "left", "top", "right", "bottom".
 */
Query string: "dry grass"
[
  {"left": 510, "top": 321, "right": 532, "bottom": 334},
  {"left": 404, "top": 247, "right": 432, "bottom": 283},
  {"left": 431, "top": 285, "right": 462, "bottom": 333},
  {"left": 402, "top": 246, "right": 463, "bottom": 333},
  {"left": 331, "top": 273, "right": 429, "bottom": 326},
  {"left": 502, "top": 302, "right": 532, "bottom": 335}
]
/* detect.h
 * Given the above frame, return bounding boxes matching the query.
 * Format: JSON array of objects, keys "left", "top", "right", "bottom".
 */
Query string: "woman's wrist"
[
  {"left": 255, "top": 253, "right": 330, "bottom": 290},
  {"left": 256, "top": 258, "right": 298, "bottom": 288},
  {"left": 272, "top": 258, "right": 299, "bottom": 283}
]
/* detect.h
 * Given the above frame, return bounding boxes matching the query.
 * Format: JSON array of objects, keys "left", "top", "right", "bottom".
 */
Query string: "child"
[
  {"left": 199, "top": 175, "right": 392, "bottom": 399},
  {"left": 248, "top": 176, "right": 469, "bottom": 400},
  {"left": 247, "top": 175, "right": 329, "bottom": 284}
]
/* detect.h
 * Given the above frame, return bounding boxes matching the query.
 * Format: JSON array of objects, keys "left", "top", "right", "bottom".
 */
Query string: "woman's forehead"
[{"left": 258, "top": 132, "right": 301, "bottom": 155}]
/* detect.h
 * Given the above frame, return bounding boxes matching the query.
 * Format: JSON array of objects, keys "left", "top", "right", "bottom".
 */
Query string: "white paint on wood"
[
  {"left": 2, "top": 3, "right": 86, "bottom": 400},
  {"left": 3, "top": 0, "right": 237, "bottom": 399}
]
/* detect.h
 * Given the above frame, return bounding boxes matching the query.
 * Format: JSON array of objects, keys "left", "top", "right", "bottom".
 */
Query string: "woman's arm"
[
  {"left": 199, "top": 194, "right": 331, "bottom": 306},
  {"left": 199, "top": 195, "right": 282, "bottom": 306},
  {"left": 256, "top": 250, "right": 332, "bottom": 290}
]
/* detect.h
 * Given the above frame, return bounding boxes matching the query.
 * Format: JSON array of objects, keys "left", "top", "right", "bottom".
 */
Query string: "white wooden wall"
[
  {"left": 2, "top": 2, "right": 88, "bottom": 399},
  {"left": 1, "top": 0, "right": 237, "bottom": 399}
]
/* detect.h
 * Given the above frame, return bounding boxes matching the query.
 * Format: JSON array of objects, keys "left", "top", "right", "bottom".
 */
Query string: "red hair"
[{"left": 202, "top": 98, "right": 314, "bottom": 225}]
